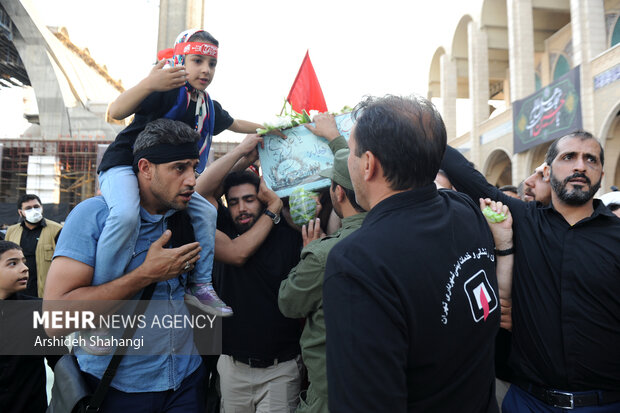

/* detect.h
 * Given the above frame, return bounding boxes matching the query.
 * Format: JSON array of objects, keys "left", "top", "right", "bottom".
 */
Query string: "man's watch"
[{"left": 264, "top": 209, "right": 280, "bottom": 225}]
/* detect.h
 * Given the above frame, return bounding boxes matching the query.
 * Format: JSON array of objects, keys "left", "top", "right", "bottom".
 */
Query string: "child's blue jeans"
[{"left": 98, "top": 166, "right": 216, "bottom": 284}]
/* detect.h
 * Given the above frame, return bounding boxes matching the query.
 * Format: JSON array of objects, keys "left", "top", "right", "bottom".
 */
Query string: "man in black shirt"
[
  {"left": 323, "top": 95, "right": 500, "bottom": 412},
  {"left": 213, "top": 171, "right": 303, "bottom": 413},
  {"left": 440, "top": 131, "right": 620, "bottom": 411}
]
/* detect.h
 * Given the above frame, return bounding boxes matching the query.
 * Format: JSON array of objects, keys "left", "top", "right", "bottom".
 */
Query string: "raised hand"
[
  {"left": 142, "top": 230, "right": 202, "bottom": 282},
  {"left": 258, "top": 178, "right": 282, "bottom": 213},
  {"left": 144, "top": 60, "right": 188, "bottom": 92},
  {"left": 304, "top": 113, "right": 341, "bottom": 141},
  {"left": 302, "top": 218, "right": 325, "bottom": 247},
  {"left": 237, "top": 134, "right": 264, "bottom": 155},
  {"left": 479, "top": 198, "right": 513, "bottom": 250}
]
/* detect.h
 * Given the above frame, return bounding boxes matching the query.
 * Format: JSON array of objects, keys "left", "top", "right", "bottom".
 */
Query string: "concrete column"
[
  {"left": 570, "top": 0, "right": 606, "bottom": 132},
  {"left": 506, "top": 0, "right": 536, "bottom": 102},
  {"left": 3, "top": 0, "right": 71, "bottom": 139},
  {"left": 503, "top": 68, "right": 511, "bottom": 106},
  {"left": 440, "top": 54, "right": 457, "bottom": 142},
  {"left": 512, "top": 151, "right": 530, "bottom": 186},
  {"left": 540, "top": 47, "right": 551, "bottom": 87},
  {"left": 158, "top": 0, "right": 205, "bottom": 51},
  {"left": 468, "top": 22, "right": 490, "bottom": 166}
]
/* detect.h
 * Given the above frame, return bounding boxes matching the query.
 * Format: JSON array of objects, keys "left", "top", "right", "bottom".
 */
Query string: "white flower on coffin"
[
  {"left": 275, "top": 116, "right": 293, "bottom": 129},
  {"left": 258, "top": 100, "right": 340, "bottom": 135},
  {"left": 257, "top": 115, "right": 293, "bottom": 135},
  {"left": 262, "top": 116, "right": 293, "bottom": 129}
]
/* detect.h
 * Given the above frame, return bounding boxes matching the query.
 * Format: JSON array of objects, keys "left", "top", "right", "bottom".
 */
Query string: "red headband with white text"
[{"left": 173, "top": 42, "right": 218, "bottom": 59}]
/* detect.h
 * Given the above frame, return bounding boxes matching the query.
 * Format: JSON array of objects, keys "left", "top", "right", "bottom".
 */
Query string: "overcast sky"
[{"left": 0, "top": 0, "right": 474, "bottom": 140}]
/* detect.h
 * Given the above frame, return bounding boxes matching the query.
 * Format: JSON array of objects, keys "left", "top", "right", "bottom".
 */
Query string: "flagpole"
[{"left": 279, "top": 98, "right": 288, "bottom": 116}]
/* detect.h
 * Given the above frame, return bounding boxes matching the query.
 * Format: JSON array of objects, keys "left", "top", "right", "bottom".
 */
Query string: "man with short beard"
[
  {"left": 212, "top": 171, "right": 303, "bottom": 413},
  {"left": 440, "top": 131, "right": 620, "bottom": 411}
]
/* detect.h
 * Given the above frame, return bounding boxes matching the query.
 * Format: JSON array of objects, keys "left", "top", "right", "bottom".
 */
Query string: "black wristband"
[
  {"left": 494, "top": 247, "right": 514, "bottom": 256},
  {"left": 264, "top": 209, "right": 280, "bottom": 224}
]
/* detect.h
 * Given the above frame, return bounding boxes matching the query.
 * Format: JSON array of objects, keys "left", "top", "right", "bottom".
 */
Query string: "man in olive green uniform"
[{"left": 279, "top": 126, "right": 366, "bottom": 413}]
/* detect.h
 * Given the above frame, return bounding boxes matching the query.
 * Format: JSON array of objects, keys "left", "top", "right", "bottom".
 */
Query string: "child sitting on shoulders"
[{"left": 98, "top": 29, "right": 263, "bottom": 316}]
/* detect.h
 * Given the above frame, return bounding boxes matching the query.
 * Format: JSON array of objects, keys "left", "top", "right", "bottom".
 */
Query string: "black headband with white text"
[{"left": 133, "top": 142, "right": 199, "bottom": 169}]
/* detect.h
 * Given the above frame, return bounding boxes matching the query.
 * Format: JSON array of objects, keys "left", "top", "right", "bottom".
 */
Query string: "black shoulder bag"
[{"left": 47, "top": 283, "right": 155, "bottom": 413}]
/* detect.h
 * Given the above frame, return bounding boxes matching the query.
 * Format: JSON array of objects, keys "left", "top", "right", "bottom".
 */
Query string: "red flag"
[{"left": 287, "top": 51, "right": 328, "bottom": 113}]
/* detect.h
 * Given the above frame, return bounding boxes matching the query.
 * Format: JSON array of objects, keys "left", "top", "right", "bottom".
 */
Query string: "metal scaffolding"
[
  {"left": 0, "top": 138, "right": 240, "bottom": 208},
  {"left": 0, "top": 139, "right": 106, "bottom": 208}
]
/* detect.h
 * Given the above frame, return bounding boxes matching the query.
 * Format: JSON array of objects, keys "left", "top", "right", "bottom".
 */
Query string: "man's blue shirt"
[{"left": 53, "top": 196, "right": 201, "bottom": 392}]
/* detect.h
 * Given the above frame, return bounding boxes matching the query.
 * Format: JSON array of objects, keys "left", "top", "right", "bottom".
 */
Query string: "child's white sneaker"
[{"left": 184, "top": 282, "right": 233, "bottom": 317}]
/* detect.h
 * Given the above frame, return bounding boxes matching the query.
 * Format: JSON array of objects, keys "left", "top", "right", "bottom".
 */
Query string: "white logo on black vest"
[{"left": 463, "top": 270, "right": 497, "bottom": 322}]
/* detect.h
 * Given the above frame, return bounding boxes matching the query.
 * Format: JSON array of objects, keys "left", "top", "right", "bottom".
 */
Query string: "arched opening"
[
  {"left": 450, "top": 15, "right": 474, "bottom": 135},
  {"left": 451, "top": 15, "right": 473, "bottom": 100},
  {"left": 615, "top": 153, "right": 620, "bottom": 190},
  {"left": 428, "top": 47, "right": 446, "bottom": 100},
  {"left": 604, "top": 113, "right": 620, "bottom": 191},
  {"left": 528, "top": 141, "right": 553, "bottom": 173},
  {"left": 484, "top": 149, "right": 512, "bottom": 187},
  {"left": 480, "top": 0, "right": 510, "bottom": 108},
  {"left": 611, "top": 15, "right": 620, "bottom": 48},
  {"left": 598, "top": 100, "right": 620, "bottom": 192}
]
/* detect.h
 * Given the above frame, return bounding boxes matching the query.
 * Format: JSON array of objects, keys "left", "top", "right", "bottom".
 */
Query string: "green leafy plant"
[{"left": 256, "top": 101, "right": 353, "bottom": 135}]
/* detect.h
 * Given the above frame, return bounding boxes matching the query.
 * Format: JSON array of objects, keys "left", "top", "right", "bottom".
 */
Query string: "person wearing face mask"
[{"left": 5, "top": 194, "right": 62, "bottom": 297}]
